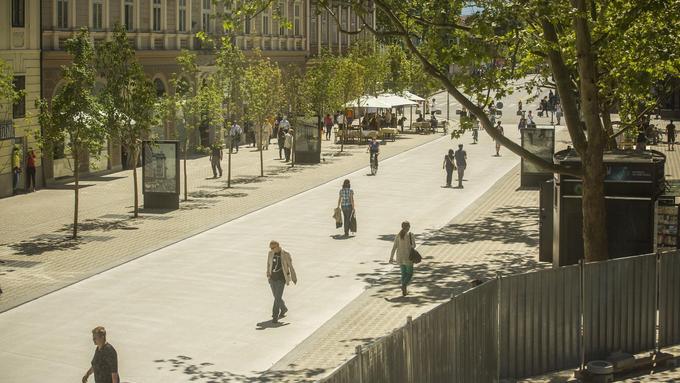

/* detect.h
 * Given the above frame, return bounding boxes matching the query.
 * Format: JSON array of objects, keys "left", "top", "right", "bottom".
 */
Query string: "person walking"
[
  {"left": 229, "top": 122, "right": 242, "bottom": 153},
  {"left": 336, "top": 112, "right": 346, "bottom": 142},
  {"left": 324, "top": 113, "right": 333, "bottom": 141},
  {"left": 82, "top": 326, "right": 119, "bottom": 383},
  {"left": 262, "top": 118, "right": 273, "bottom": 150},
  {"left": 25, "top": 148, "right": 36, "bottom": 192},
  {"left": 277, "top": 122, "right": 286, "bottom": 159},
  {"left": 443, "top": 149, "right": 455, "bottom": 187},
  {"left": 266, "top": 240, "right": 297, "bottom": 323},
  {"left": 527, "top": 111, "right": 535, "bottom": 127},
  {"left": 337, "top": 179, "right": 355, "bottom": 237},
  {"left": 454, "top": 144, "right": 467, "bottom": 188},
  {"left": 667, "top": 120, "right": 676, "bottom": 151},
  {"left": 389, "top": 221, "right": 416, "bottom": 296},
  {"left": 11, "top": 145, "right": 21, "bottom": 195},
  {"left": 518, "top": 116, "right": 527, "bottom": 132},
  {"left": 555, "top": 103, "right": 563, "bottom": 125},
  {"left": 518, "top": 100, "right": 523, "bottom": 112},
  {"left": 284, "top": 129, "right": 293, "bottom": 162},
  {"left": 495, "top": 121, "right": 504, "bottom": 156},
  {"left": 209, "top": 142, "right": 223, "bottom": 178}
]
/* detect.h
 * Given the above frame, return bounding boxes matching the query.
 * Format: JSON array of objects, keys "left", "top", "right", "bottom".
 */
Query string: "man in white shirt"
[{"left": 229, "top": 122, "right": 242, "bottom": 153}]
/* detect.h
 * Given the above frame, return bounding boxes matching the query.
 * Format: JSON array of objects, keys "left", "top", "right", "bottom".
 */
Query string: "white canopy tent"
[
  {"left": 401, "top": 91, "right": 426, "bottom": 102},
  {"left": 376, "top": 93, "right": 418, "bottom": 107},
  {"left": 344, "top": 95, "right": 393, "bottom": 109}
]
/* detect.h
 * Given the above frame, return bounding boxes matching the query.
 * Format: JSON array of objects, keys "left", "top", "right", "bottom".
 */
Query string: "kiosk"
[
  {"left": 142, "top": 140, "right": 180, "bottom": 209},
  {"left": 294, "top": 123, "right": 321, "bottom": 164},
  {"left": 541, "top": 149, "right": 666, "bottom": 266}
]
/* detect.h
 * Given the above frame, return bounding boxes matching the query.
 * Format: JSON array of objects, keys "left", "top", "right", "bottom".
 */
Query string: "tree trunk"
[
  {"left": 575, "top": 0, "right": 609, "bottom": 262},
  {"left": 183, "top": 145, "right": 188, "bottom": 201},
  {"left": 227, "top": 141, "right": 232, "bottom": 188},
  {"left": 259, "top": 123, "right": 264, "bottom": 177},
  {"left": 131, "top": 145, "right": 139, "bottom": 218},
  {"left": 72, "top": 151, "right": 79, "bottom": 239},
  {"left": 601, "top": 101, "right": 617, "bottom": 149}
]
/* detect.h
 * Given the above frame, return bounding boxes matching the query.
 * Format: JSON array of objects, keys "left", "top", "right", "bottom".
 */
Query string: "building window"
[
  {"left": 124, "top": 0, "right": 134, "bottom": 31},
  {"left": 92, "top": 0, "right": 104, "bottom": 30},
  {"left": 262, "top": 11, "right": 269, "bottom": 35},
  {"left": 153, "top": 0, "right": 161, "bottom": 32},
  {"left": 12, "top": 0, "right": 25, "bottom": 27},
  {"left": 154, "top": 79, "right": 166, "bottom": 97},
  {"left": 293, "top": 3, "right": 300, "bottom": 36},
  {"left": 57, "top": 0, "right": 69, "bottom": 28},
  {"left": 178, "top": 0, "right": 186, "bottom": 32},
  {"left": 202, "top": 0, "right": 210, "bottom": 32},
  {"left": 13, "top": 76, "right": 26, "bottom": 119},
  {"left": 244, "top": 17, "right": 250, "bottom": 35},
  {"left": 278, "top": 1, "right": 285, "bottom": 35}
]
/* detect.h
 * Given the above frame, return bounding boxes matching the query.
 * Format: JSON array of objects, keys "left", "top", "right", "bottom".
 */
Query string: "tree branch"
[{"left": 372, "top": 0, "right": 582, "bottom": 177}]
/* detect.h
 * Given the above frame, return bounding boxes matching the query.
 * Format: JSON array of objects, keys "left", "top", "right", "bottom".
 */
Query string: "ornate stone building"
[
  {"left": 37, "top": 0, "right": 374, "bottom": 182},
  {"left": 0, "top": 0, "right": 42, "bottom": 197}
]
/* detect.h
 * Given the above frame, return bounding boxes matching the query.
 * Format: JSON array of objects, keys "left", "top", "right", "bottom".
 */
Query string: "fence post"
[
  {"left": 579, "top": 259, "right": 585, "bottom": 371},
  {"left": 406, "top": 315, "right": 414, "bottom": 383},
  {"left": 496, "top": 273, "right": 502, "bottom": 383},
  {"left": 655, "top": 250, "right": 661, "bottom": 354},
  {"left": 355, "top": 345, "right": 363, "bottom": 383}
]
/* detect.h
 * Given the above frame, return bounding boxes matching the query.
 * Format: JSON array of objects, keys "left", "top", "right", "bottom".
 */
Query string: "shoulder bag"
[{"left": 408, "top": 233, "right": 422, "bottom": 264}]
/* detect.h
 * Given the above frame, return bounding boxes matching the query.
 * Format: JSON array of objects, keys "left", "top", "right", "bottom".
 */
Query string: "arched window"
[{"left": 154, "top": 78, "right": 166, "bottom": 97}]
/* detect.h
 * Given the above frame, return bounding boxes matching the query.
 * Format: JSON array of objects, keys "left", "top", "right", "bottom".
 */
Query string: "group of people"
[{"left": 10, "top": 146, "right": 37, "bottom": 195}]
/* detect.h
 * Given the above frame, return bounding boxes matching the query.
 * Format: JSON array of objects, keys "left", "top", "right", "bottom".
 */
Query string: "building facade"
[
  {"left": 0, "top": 0, "right": 42, "bottom": 198},
  {"left": 35, "top": 0, "right": 374, "bottom": 184}
]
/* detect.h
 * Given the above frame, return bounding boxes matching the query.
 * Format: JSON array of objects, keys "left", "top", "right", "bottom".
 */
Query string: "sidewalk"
[{"left": 0, "top": 132, "right": 440, "bottom": 312}]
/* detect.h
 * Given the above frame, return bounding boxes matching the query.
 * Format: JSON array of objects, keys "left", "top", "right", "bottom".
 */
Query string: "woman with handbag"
[{"left": 389, "top": 221, "right": 418, "bottom": 296}]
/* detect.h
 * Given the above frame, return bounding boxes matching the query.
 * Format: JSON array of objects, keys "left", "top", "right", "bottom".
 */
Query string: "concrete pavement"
[{"left": 0, "top": 117, "right": 521, "bottom": 382}]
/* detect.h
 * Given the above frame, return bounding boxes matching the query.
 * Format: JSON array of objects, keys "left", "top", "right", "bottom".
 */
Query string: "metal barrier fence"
[{"left": 320, "top": 252, "right": 680, "bottom": 382}]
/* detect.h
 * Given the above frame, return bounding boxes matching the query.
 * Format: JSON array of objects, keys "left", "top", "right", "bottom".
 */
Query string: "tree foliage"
[{"left": 37, "top": 28, "right": 106, "bottom": 238}]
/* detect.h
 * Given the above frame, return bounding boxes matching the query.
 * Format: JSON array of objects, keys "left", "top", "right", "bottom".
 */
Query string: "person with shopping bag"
[
  {"left": 389, "top": 221, "right": 420, "bottom": 296},
  {"left": 336, "top": 179, "right": 355, "bottom": 237}
]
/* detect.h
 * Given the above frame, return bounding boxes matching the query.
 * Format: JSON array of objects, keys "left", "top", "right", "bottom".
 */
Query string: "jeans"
[
  {"left": 269, "top": 278, "right": 287, "bottom": 319},
  {"left": 230, "top": 137, "right": 240, "bottom": 153},
  {"left": 211, "top": 160, "right": 222, "bottom": 177},
  {"left": 341, "top": 206, "right": 353, "bottom": 235},
  {"left": 325, "top": 126, "right": 332, "bottom": 140},
  {"left": 445, "top": 165, "right": 453, "bottom": 186},
  {"left": 278, "top": 140, "right": 285, "bottom": 158},
  {"left": 400, "top": 264, "right": 414, "bottom": 286},
  {"left": 457, "top": 165, "right": 466, "bottom": 187},
  {"left": 284, "top": 147, "right": 291, "bottom": 162},
  {"left": 26, "top": 167, "right": 36, "bottom": 191}
]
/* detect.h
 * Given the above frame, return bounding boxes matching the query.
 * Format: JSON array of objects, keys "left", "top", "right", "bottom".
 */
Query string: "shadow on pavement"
[
  {"left": 4, "top": 235, "right": 83, "bottom": 256},
  {"left": 256, "top": 319, "right": 290, "bottom": 330},
  {"left": 154, "top": 355, "right": 327, "bottom": 383}
]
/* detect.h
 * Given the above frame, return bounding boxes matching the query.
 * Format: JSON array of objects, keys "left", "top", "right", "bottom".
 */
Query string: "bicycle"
[{"left": 370, "top": 152, "right": 379, "bottom": 175}]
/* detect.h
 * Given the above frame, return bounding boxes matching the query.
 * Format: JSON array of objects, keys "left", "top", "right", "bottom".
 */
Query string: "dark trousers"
[
  {"left": 325, "top": 126, "right": 332, "bottom": 140},
  {"left": 284, "top": 147, "right": 291, "bottom": 162},
  {"left": 457, "top": 165, "right": 466, "bottom": 187},
  {"left": 26, "top": 167, "right": 36, "bottom": 191},
  {"left": 230, "top": 137, "right": 240, "bottom": 153},
  {"left": 269, "top": 278, "right": 287, "bottom": 319},
  {"left": 445, "top": 165, "right": 453, "bottom": 186},
  {"left": 342, "top": 206, "right": 353, "bottom": 235},
  {"left": 278, "top": 140, "right": 285, "bottom": 158},
  {"left": 211, "top": 160, "right": 222, "bottom": 177}
]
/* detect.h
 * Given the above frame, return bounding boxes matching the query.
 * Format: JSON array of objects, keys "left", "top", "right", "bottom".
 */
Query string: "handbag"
[
  {"left": 333, "top": 208, "right": 342, "bottom": 228},
  {"left": 349, "top": 212, "right": 357, "bottom": 233},
  {"left": 408, "top": 233, "right": 422, "bottom": 264}
]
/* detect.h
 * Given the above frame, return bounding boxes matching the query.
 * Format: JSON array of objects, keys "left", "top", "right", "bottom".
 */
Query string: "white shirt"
[{"left": 336, "top": 114, "right": 346, "bottom": 124}]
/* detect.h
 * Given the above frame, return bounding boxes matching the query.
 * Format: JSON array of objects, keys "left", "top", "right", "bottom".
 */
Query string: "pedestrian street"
[{"left": 0, "top": 127, "right": 522, "bottom": 383}]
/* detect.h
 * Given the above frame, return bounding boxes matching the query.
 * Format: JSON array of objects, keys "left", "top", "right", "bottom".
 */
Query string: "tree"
[
  {"left": 243, "top": 51, "right": 283, "bottom": 176},
  {"left": 215, "top": 40, "right": 247, "bottom": 188},
  {"left": 334, "top": 56, "right": 366, "bottom": 151},
  {"left": 168, "top": 51, "right": 223, "bottom": 201},
  {"left": 302, "top": 53, "right": 341, "bottom": 148},
  {"left": 37, "top": 28, "right": 106, "bottom": 238},
  {"left": 96, "top": 23, "right": 157, "bottom": 217}
]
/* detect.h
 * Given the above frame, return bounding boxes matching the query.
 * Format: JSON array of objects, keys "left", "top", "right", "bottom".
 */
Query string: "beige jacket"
[
  {"left": 267, "top": 250, "right": 298, "bottom": 284},
  {"left": 391, "top": 232, "right": 416, "bottom": 265}
]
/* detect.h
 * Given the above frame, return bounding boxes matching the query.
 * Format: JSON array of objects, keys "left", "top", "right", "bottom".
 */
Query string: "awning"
[
  {"left": 401, "top": 91, "right": 426, "bottom": 102},
  {"left": 345, "top": 96, "right": 392, "bottom": 109},
  {"left": 377, "top": 93, "right": 419, "bottom": 107}
]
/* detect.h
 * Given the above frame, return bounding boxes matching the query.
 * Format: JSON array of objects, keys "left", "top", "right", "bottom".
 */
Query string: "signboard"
[{"left": 142, "top": 140, "right": 180, "bottom": 209}]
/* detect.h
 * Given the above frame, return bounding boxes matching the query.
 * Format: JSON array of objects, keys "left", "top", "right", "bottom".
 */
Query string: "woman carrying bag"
[{"left": 389, "top": 221, "right": 420, "bottom": 296}]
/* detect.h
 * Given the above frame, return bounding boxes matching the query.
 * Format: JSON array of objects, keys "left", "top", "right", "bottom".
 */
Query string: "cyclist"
[{"left": 367, "top": 137, "right": 380, "bottom": 172}]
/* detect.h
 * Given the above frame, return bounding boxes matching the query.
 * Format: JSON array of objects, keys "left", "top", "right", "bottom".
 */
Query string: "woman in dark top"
[
  {"left": 443, "top": 149, "right": 455, "bottom": 187},
  {"left": 83, "top": 326, "right": 119, "bottom": 383}
]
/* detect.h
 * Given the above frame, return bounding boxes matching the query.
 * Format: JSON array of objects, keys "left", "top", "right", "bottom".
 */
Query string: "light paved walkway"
[
  {"left": 0, "top": 118, "right": 520, "bottom": 382},
  {"left": 0, "top": 132, "right": 439, "bottom": 312}
]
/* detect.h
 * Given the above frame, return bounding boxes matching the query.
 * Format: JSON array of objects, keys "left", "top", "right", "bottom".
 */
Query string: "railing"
[{"left": 321, "top": 252, "right": 680, "bottom": 382}]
